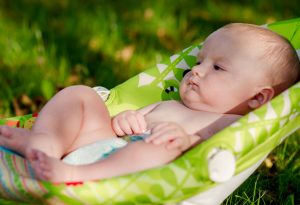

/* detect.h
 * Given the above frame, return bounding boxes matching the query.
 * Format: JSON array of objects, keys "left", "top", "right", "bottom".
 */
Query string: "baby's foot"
[
  {"left": 0, "top": 126, "right": 31, "bottom": 155},
  {"left": 27, "top": 149, "right": 76, "bottom": 183}
]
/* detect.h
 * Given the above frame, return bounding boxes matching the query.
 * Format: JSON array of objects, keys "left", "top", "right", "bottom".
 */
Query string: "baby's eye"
[{"left": 213, "top": 65, "right": 224, "bottom": 71}]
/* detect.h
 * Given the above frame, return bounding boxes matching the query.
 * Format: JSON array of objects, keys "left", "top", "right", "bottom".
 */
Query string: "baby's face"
[{"left": 180, "top": 28, "right": 270, "bottom": 114}]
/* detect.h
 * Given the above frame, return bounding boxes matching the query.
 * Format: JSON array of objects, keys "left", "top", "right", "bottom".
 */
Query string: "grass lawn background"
[{"left": 0, "top": 0, "right": 299, "bottom": 204}]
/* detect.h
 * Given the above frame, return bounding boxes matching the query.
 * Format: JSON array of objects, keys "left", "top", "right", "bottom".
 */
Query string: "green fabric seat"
[{"left": 0, "top": 18, "right": 299, "bottom": 205}]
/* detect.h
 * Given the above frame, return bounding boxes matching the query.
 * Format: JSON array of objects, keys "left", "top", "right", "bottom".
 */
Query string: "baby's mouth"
[
  {"left": 191, "top": 84, "right": 199, "bottom": 90},
  {"left": 188, "top": 78, "right": 199, "bottom": 89}
]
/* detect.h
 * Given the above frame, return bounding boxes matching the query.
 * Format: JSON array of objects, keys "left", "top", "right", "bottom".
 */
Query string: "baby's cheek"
[{"left": 208, "top": 91, "right": 232, "bottom": 108}]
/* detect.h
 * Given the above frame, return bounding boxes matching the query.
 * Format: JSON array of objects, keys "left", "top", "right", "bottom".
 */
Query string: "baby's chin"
[{"left": 181, "top": 100, "right": 215, "bottom": 112}]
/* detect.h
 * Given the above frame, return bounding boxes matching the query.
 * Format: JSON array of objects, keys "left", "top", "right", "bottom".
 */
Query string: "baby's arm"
[
  {"left": 145, "top": 122, "right": 200, "bottom": 151},
  {"left": 29, "top": 139, "right": 182, "bottom": 182},
  {"left": 145, "top": 114, "right": 241, "bottom": 151},
  {"left": 112, "top": 102, "right": 161, "bottom": 136},
  {"left": 72, "top": 140, "right": 181, "bottom": 181}
]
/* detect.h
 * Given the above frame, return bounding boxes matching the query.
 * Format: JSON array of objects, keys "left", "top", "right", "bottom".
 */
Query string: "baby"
[{"left": 0, "top": 23, "right": 299, "bottom": 182}]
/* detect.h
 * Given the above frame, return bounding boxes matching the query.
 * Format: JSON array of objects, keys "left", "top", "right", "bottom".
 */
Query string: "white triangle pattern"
[
  {"left": 188, "top": 47, "right": 200, "bottom": 57},
  {"left": 248, "top": 128, "right": 257, "bottom": 143},
  {"left": 234, "top": 132, "right": 243, "bottom": 152},
  {"left": 289, "top": 111, "right": 299, "bottom": 121},
  {"left": 126, "top": 183, "right": 143, "bottom": 195},
  {"left": 265, "top": 103, "right": 277, "bottom": 120},
  {"left": 105, "top": 181, "right": 120, "bottom": 195},
  {"left": 280, "top": 119, "right": 288, "bottom": 128},
  {"left": 157, "top": 63, "right": 168, "bottom": 73},
  {"left": 261, "top": 24, "right": 268, "bottom": 28},
  {"left": 265, "top": 125, "right": 272, "bottom": 134},
  {"left": 156, "top": 179, "right": 176, "bottom": 196},
  {"left": 157, "top": 82, "right": 163, "bottom": 89},
  {"left": 86, "top": 183, "right": 106, "bottom": 202},
  {"left": 248, "top": 112, "right": 260, "bottom": 123},
  {"left": 163, "top": 71, "right": 177, "bottom": 81},
  {"left": 138, "top": 73, "right": 156, "bottom": 87},
  {"left": 172, "top": 165, "right": 188, "bottom": 184},
  {"left": 170, "top": 54, "right": 180, "bottom": 62},
  {"left": 176, "top": 59, "right": 189, "bottom": 69},
  {"left": 183, "top": 46, "right": 191, "bottom": 53},
  {"left": 281, "top": 90, "right": 291, "bottom": 117},
  {"left": 147, "top": 192, "right": 160, "bottom": 202},
  {"left": 64, "top": 188, "right": 85, "bottom": 204},
  {"left": 115, "top": 194, "right": 127, "bottom": 202},
  {"left": 230, "top": 122, "right": 241, "bottom": 127},
  {"left": 179, "top": 175, "right": 199, "bottom": 192}
]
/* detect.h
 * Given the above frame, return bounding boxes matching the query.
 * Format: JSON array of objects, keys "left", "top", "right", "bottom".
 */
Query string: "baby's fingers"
[
  {"left": 145, "top": 130, "right": 174, "bottom": 144},
  {"left": 114, "top": 117, "right": 133, "bottom": 135},
  {"left": 136, "top": 112, "right": 147, "bottom": 133},
  {"left": 165, "top": 138, "right": 183, "bottom": 150},
  {"left": 166, "top": 138, "right": 190, "bottom": 151},
  {"left": 126, "top": 114, "right": 142, "bottom": 134},
  {"left": 112, "top": 119, "right": 125, "bottom": 136}
]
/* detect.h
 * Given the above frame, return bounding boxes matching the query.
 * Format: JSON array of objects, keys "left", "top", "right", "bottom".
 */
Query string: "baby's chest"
[
  {"left": 145, "top": 102, "right": 222, "bottom": 134},
  {"left": 145, "top": 101, "right": 188, "bottom": 121}
]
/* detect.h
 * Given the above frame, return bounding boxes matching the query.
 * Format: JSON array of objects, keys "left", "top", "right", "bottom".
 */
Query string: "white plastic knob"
[{"left": 208, "top": 149, "right": 236, "bottom": 183}]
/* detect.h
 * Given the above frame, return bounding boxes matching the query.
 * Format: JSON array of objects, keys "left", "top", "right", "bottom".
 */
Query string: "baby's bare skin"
[{"left": 144, "top": 100, "right": 239, "bottom": 137}]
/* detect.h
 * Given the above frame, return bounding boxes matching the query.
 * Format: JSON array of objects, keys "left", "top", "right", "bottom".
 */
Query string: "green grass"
[
  {"left": 0, "top": 0, "right": 299, "bottom": 204},
  {"left": 0, "top": 0, "right": 299, "bottom": 117},
  {"left": 223, "top": 133, "right": 300, "bottom": 205}
]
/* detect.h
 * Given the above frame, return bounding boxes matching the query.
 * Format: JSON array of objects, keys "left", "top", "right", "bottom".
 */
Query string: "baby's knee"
[
  {"left": 60, "top": 85, "right": 94, "bottom": 97},
  {"left": 55, "top": 85, "right": 98, "bottom": 103}
]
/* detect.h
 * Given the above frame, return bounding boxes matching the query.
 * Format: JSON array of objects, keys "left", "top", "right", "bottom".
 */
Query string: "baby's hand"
[
  {"left": 112, "top": 110, "right": 147, "bottom": 136},
  {"left": 145, "top": 122, "right": 191, "bottom": 152}
]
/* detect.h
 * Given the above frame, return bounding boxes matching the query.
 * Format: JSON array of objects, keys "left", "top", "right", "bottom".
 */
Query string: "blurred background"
[{"left": 0, "top": 0, "right": 299, "bottom": 204}]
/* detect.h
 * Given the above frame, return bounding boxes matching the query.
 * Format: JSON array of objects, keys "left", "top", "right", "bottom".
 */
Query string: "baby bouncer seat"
[{"left": 0, "top": 18, "right": 300, "bottom": 205}]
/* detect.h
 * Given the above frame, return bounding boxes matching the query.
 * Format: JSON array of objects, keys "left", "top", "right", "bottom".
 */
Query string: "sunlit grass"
[
  {"left": 0, "top": 0, "right": 299, "bottom": 117},
  {"left": 223, "top": 132, "right": 300, "bottom": 205}
]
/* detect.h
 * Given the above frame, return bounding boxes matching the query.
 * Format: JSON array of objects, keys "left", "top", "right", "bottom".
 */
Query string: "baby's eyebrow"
[
  {"left": 218, "top": 56, "right": 231, "bottom": 63},
  {"left": 216, "top": 57, "right": 232, "bottom": 69}
]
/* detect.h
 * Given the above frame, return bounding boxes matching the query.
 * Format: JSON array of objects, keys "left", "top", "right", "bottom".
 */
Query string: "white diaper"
[{"left": 62, "top": 138, "right": 127, "bottom": 165}]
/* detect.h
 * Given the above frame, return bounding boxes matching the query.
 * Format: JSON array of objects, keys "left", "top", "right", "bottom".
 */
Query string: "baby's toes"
[
  {"left": 26, "top": 148, "right": 39, "bottom": 162},
  {"left": 40, "top": 168, "right": 52, "bottom": 180},
  {"left": 27, "top": 149, "right": 49, "bottom": 180},
  {"left": 0, "top": 126, "right": 12, "bottom": 138},
  {"left": 34, "top": 160, "right": 51, "bottom": 180}
]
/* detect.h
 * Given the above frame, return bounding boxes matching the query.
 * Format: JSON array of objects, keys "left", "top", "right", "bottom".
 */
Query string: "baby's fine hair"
[{"left": 223, "top": 23, "right": 300, "bottom": 95}]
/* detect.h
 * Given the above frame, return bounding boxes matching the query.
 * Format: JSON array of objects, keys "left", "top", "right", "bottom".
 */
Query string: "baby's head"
[
  {"left": 180, "top": 23, "right": 300, "bottom": 115},
  {"left": 222, "top": 23, "right": 300, "bottom": 94}
]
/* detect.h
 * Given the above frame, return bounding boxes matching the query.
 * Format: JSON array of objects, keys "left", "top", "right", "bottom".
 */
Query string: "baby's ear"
[{"left": 247, "top": 87, "right": 275, "bottom": 109}]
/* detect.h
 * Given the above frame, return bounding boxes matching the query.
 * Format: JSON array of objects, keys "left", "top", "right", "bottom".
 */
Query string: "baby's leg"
[
  {"left": 28, "top": 140, "right": 182, "bottom": 182},
  {"left": 0, "top": 126, "right": 31, "bottom": 155},
  {"left": 0, "top": 85, "right": 116, "bottom": 158}
]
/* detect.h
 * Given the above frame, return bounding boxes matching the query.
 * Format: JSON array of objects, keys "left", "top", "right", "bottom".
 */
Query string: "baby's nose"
[{"left": 192, "top": 66, "right": 205, "bottom": 78}]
